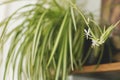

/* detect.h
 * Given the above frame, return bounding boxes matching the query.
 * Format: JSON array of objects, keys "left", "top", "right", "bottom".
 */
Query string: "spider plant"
[{"left": 0, "top": 0, "right": 120, "bottom": 80}]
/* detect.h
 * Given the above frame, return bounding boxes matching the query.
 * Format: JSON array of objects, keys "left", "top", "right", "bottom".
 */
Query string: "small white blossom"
[
  {"left": 84, "top": 28, "right": 90, "bottom": 39},
  {"left": 92, "top": 39, "right": 99, "bottom": 47}
]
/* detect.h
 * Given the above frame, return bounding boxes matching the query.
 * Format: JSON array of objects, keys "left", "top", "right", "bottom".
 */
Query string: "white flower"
[
  {"left": 84, "top": 28, "right": 90, "bottom": 39},
  {"left": 92, "top": 39, "right": 99, "bottom": 47}
]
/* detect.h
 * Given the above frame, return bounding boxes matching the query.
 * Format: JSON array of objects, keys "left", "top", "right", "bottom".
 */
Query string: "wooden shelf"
[
  {"left": 71, "top": 62, "right": 120, "bottom": 80},
  {"left": 72, "top": 62, "right": 120, "bottom": 74}
]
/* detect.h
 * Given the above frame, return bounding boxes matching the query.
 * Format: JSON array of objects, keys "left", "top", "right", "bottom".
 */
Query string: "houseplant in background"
[{"left": 0, "top": 0, "right": 120, "bottom": 80}]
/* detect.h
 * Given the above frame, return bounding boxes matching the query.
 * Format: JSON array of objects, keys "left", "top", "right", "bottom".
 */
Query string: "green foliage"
[{"left": 0, "top": 0, "right": 119, "bottom": 80}]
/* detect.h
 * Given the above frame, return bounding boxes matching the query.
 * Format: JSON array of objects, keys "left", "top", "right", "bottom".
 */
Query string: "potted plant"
[{"left": 0, "top": 0, "right": 119, "bottom": 80}]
